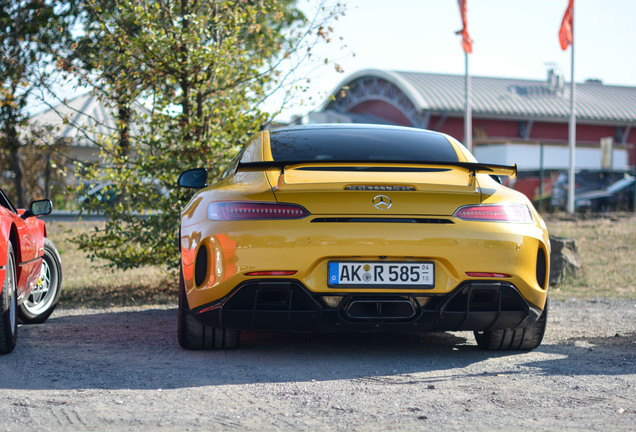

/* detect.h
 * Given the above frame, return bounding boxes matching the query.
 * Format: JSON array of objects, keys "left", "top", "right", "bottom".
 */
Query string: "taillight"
[
  {"left": 453, "top": 204, "right": 533, "bottom": 223},
  {"left": 207, "top": 201, "right": 310, "bottom": 220}
]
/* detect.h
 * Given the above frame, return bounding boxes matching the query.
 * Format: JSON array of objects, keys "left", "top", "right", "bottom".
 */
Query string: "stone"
[{"left": 549, "top": 235, "right": 582, "bottom": 285}]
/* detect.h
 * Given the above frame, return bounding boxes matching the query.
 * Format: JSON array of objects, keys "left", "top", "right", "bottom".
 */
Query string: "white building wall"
[{"left": 474, "top": 144, "right": 629, "bottom": 171}]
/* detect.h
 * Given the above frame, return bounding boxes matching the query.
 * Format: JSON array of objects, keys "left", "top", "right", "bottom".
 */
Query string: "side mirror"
[
  {"left": 22, "top": 199, "right": 53, "bottom": 219},
  {"left": 178, "top": 168, "right": 208, "bottom": 189}
]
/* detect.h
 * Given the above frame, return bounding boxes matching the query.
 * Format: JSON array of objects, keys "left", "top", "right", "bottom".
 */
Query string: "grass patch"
[
  {"left": 46, "top": 215, "right": 636, "bottom": 309},
  {"left": 546, "top": 213, "right": 636, "bottom": 299},
  {"left": 46, "top": 220, "right": 178, "bottom": 308}
]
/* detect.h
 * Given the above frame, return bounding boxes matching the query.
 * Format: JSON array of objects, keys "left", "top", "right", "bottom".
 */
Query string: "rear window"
[{"left": 269, "top": 126, "right": 459, "bottom": 162}]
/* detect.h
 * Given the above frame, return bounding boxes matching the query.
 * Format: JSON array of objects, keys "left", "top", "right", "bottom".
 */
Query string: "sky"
[{"left": 269, "top": 0, "right": 636, "bottom": 121}]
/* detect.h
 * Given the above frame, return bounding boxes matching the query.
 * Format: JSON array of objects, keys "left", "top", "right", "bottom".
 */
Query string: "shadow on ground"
[{"left": 0, "top": 308, "right": 634, "bottom": 391}]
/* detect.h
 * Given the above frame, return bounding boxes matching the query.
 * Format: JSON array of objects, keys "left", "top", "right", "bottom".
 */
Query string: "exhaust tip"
[{"left": 344, "top": 298, "right": 417, "bottom": 320}]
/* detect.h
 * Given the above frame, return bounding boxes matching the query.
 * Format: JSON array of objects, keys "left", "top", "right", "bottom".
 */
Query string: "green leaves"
[{"left": 72, "top": 0, "right": 308, "bottom": 271}]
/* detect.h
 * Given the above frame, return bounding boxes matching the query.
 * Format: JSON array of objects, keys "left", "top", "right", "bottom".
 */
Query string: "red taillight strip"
[
  {"left": 453, "top": 204, "right": 532, "bottom": 223},
  {"left": 245, "top": 271, "right": 297, "bottom": 276},
  {"left": 465, "top": 272, "right": 511, "bottom": 278},
  {"left": 208, "top": 202, "right": 310, "bottom": 220}
]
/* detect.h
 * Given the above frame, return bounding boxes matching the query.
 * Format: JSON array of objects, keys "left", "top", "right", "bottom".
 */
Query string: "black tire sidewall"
[
  {"left": 177, "top": 268, "right": 187, "bottom": 344},
  {"left": 1, "top": 243, "right": 18, "bottom": 354},
  {"left": 474, "top": 295, "right": 549, "bottom": 351},
  {"left": 177, "top": 267, "right": 201, "bottom": 349}
]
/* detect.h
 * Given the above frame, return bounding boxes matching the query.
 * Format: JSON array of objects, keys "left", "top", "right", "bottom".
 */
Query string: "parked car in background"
[
  {"left": 177, "top": 124, "right": 550, "bottom": 352},
  {"left": 575, "top": 175, "right": 635, "bottom": 212},
  {"left": 77, "top": 182, "right": 119, "bottom": 207},
  {"left": 1, "top": 189, "right": 62, "bottom": 354},
  {"left": 551, "top": 170, "right": 626, "bottom": 210},
  {"left": 77, "top": 180, "right": 169, "bottom": 209}
]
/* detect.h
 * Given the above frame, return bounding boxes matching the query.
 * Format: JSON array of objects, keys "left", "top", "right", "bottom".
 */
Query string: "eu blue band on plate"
[{"left": 328, "top": 263, "right": 339, "bottom": 284}]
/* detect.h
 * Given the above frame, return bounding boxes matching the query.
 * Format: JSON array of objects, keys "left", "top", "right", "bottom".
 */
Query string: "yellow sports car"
[{"left": 178, "top": 124, "right": 550, "bottom": 351}]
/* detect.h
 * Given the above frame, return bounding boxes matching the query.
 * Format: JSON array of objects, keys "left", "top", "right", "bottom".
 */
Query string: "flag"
[
  {"left": 456, "top": 0, "right": 473, "bottom": 54},
  {"left": 559, "top": 0, "right": 574, "bottom": 50}
]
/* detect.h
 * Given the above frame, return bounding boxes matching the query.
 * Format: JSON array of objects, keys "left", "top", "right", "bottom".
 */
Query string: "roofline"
[
  {"left": 325, "top": 69, "right": 431, "bottom": 111},
  {"left": 323, "top": 70, "right": 636, "bottom": 125},
  {"left": 424, "top": 110, "right": 636, "bottom": 127},
  {"left": 29, "top": 91, "right": 150, "bottom": 122}
]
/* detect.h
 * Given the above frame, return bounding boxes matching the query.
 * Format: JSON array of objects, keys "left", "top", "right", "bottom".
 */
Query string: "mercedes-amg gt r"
[{"left": 177, "top": 124, "right": 550, "bottom": 351}]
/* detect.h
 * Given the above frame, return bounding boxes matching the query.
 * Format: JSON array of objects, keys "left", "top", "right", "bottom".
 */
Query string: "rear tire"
[
  {"left": 19, "top": 238, "right": 62, "bottom": 324},
  {"left": 474, "top": 297, "right": 548, "bottom": 351},
  {"left": 1, "top": 243, "right": 18, "bottom": 354},
  {"left": 177, "top": 270, "right": 239, "bottom": 350}
]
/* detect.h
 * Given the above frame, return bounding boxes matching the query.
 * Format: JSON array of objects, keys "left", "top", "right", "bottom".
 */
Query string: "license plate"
[{"left": 328, "top": 261, "right": 434, "bottom": 288}]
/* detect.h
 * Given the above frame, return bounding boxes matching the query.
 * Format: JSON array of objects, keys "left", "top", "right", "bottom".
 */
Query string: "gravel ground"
[{"left": 1, "top": 298, "right": 635, "bottom": 431}]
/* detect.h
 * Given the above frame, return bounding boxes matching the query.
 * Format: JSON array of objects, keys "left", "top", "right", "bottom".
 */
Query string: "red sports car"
[{"left": 0, "top": 189, "right": 62, "bottom": 354}]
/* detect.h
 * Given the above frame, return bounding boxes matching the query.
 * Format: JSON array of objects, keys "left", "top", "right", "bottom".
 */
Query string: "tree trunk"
[
  {"left": 117, "top": 98, "right": 131, "bottom": 156},
  {"left": 44, "top": 151, "right": 51, "bottom": 200},
  {"left": 5, "top": 122, "right": 25, "bottom": 208}
]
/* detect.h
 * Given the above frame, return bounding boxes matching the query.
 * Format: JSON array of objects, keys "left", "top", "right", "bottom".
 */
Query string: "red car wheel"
[{"left": 18, "top": 238, "right": 63, "bottom": 324}]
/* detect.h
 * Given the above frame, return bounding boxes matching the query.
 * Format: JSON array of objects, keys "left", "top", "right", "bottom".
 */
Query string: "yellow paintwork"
[{"left": 180, "top": 130, "right": 550, "bottom": 312}]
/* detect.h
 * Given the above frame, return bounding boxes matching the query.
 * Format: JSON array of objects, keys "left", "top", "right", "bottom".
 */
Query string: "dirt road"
[{"left": 1, "top": 298, "right": 635, "bottom": 431}]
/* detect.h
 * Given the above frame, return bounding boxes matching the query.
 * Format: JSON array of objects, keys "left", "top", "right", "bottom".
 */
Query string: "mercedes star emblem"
[{"left": 373, "top": 195, "right": 392, "bottom": 210}]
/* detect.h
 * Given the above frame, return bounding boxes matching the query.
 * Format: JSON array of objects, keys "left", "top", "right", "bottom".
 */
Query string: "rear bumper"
[
  {"left": 191, "top": 279, "right": 542, "bottom": 333},
  {"left": 181, "top": 217, "right": 551, "bottom": 311}
]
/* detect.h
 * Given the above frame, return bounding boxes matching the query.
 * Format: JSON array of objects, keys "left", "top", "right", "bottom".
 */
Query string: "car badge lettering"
[{"left": 373, "top": 195, "right": 392, "bottom": 210}]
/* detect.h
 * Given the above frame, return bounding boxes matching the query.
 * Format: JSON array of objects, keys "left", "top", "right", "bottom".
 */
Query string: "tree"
[
  {"left": 0, "top": 0, "right": 75, "bottom": 206},
  {"left": 0, "top": 124, "right": 70, "bottom": 205},
  {"left": 71, "top": 0, "right": 343, "bottom": 271}
]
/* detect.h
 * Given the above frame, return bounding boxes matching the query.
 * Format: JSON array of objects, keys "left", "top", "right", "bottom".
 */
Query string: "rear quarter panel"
[
  {"left": 0, "top": 212, "right": 10, "bottom": 290},
  {"left": 180, "top": 170, "right": 277, "bottom": 293},
  {"left": 5, "top": 210, "right": 46, "bottom": 299},
  {"left": 0, "top": 210, "right": 10, "bottom": 269}
]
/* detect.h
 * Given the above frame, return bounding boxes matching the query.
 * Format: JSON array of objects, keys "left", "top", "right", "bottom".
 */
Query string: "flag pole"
[
  {"left": 456, "top": 0, "right": 473, "bottom": 152},
  {"left": 464, "top": 51, "right": 472, "bottom": 152},
  {"left": 566, "top": 3, "right": 576, "bottom": 214}
]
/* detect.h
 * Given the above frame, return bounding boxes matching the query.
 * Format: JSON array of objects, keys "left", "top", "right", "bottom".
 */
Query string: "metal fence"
[{"left": 510, "top": 169, "right": 636, "bottom": 214}]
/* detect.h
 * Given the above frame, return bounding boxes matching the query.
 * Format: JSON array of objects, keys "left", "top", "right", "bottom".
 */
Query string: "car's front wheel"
[
  {"left": 474, "top": 297, "right": 548, "bottom": 351},
  {"left": 1, "top": 243, "right": 18, "bottom": 354},
  {"left": 18, "top": 238, "right": 62, "bottom": 324},
  {"left": 177, "top": 270, "right": 239, "bottom": 350}
]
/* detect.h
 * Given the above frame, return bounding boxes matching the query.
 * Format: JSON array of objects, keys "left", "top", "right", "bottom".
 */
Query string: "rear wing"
[{"left": 238, "top": 160, "right": 517, "bottom": 178}]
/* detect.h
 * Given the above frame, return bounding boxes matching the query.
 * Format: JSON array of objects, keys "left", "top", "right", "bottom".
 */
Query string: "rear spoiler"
[{"left": 238, "top": 160, "right": 517, "bottom": 178}]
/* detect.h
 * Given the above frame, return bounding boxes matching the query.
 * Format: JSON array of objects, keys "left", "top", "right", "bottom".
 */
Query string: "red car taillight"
[
  {"left": 453, "top": 204, "right": 533, "bottom": 223},
  {"left": 207, "top": 202, "right": 310, "bottom": 220}
]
